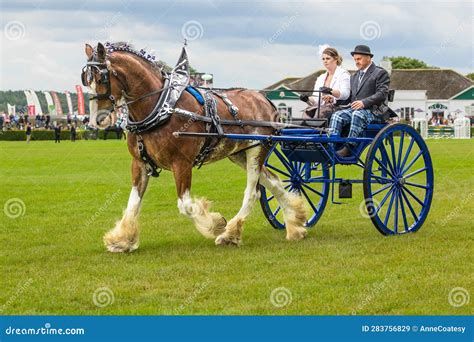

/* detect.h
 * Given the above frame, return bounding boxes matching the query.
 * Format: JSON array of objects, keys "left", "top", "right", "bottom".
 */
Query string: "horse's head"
[{"left": 82, "top": 42, "right": 125, "bottom": 128}]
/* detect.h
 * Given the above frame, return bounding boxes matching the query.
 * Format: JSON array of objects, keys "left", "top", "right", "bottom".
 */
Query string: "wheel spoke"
[
  {"left": 300, "top": 186, "right": 319, "bottom": 214},
  {"left": 387, "top": 134, "right": 398, "bottom": 173},
  {"left": 374, "top": 186, "right": 396, "bottom": 215},
  {"left": 401, "top": 150, "right": 423, "bottom": 176},
  {"left": 383, "top": 188, "right": 397, "bottom": 226},
  {"left": 404, "top": 181, "right": 428, "bottom": 190},
  {"left": 404, "top": 167, "right": 427, "bottom": 180},
  {"left": 398, "top": 189, "right": 409, "bottom": 232},
  {"left": 273, "top": 148, "right": 297, "bottom": 173},
  {"left": 397, "top": 131, "right": 405, "bottom": 173},
  {"left": 403, "top": 186, "right": 425, "bottom": 206},
  {"left": 297, "top": 162, "right": 305, "bottom": 174},
  {"left": 301, "top": 182, "right": 325, "bottom": 197},
  {"left": 266, "top": 163, "right": 291, "bottom": 178},
  {"left": 394, "top": 189, "right": 399, "bottom": 233},
  {"left": 370, "top": 174, "right": 395, "bottom": 184},
  {"left": 399, "top": 136, "right": 415, "bottom": 172},
  {"left": 371, "top": 183, "right": 394, "bottom": 196},
  {"left": 400, "top": 188, "right": 419, "bottom": 222},
  {"left": 379, "top": 143, "right": 396, "bottom": 177},
  {"left": 373, "top": 156, "right": 394, "bottom": 179}
]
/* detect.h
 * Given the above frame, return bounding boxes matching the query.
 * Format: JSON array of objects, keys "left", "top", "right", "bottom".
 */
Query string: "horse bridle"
[
  {"left": 81, "top": 61, "right": 117, "bottom": 103},
  {"left": 81, "top": 58, "right": 171, "bottom": 119}
]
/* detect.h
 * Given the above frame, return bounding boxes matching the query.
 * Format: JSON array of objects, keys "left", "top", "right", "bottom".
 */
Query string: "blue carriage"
[
  {"left": 218, "top": 111, "right": 434, "bottom": 236},
  {"left": 174, "top": 85, "right": 434, "bottom": 236}
]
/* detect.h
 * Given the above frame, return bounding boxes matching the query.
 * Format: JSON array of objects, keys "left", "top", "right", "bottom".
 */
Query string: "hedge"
[{"left": 0, "top": 130, "right": 123, "bottom": 141}]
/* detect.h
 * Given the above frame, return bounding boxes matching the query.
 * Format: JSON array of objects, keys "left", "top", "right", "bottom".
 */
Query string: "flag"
[
  {"left": 43, "top": 91, "right": 56, "bottom": 115},
  {"left": 27, "top": 105, "right": 35, "bottom": 116},
  {"left": 65, "top": 91, "right": 73, "bottom": 115},
  {"left": 29, "top": 90, "right": 43, "bottom": 115},
  {"left": 51, "top": 91, "right": 63, "bottom": 116},
  {"left": 24, "top": 90, "right": 34, "bottom": 106},
  {"left": 7, "top": 104, "right": 16, "bottom": 116},
  {"left": 75, "top": 85, "right": 85, "bottom": 115}
]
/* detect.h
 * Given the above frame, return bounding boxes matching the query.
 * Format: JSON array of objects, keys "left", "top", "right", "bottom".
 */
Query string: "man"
[
  {"left": 329, "top": 45, "right": 390, "bottom": 157},
  {"left": 54, "top": 123, "right": 61, "bottom": 143}
]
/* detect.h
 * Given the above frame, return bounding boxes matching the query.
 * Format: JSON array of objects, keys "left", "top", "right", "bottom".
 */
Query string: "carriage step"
[{"left": 339, "top": 181, "right": 352, "bottom": 198}]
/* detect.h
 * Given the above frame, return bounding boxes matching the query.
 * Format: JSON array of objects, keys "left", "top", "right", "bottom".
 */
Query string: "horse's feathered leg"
[
  {"left": 215, "top": 147, "right": 265, "bottom": 246},
  {"left": 104, "top": 158, "right": 149, "bottom": 253},
  {"left": 259, "top": 167, "right": 308, "bottom": 241},
  {"left": 173, "top": 162, "right": 227, "bottom": 239},
  {"left": 228, "top": 151, "right": 308, "bottom": 241}
]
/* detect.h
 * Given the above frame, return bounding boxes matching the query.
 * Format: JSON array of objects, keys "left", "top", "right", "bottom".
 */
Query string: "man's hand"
[
  {"left": 351, "top": 100, "right": 364, "bottom": 110},
  {"left": 322, "top": 95, "right": 334, "bottom": 103}
]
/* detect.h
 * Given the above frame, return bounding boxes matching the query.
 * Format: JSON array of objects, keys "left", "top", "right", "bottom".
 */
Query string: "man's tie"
[{"left": 357, "top": 71, "right": 365, "bottom": 89}]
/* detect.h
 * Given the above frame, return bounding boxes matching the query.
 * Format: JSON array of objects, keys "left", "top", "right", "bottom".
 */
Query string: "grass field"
[{"left": 0, "top": 138, "right": 472, "bottom": 315}]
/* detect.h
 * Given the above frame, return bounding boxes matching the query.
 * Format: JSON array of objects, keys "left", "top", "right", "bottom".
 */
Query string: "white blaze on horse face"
[{"left": 88, "top": 81, "right": 98, "bottom": 128}]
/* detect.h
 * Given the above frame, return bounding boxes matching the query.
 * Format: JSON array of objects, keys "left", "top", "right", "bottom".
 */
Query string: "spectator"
[
  {"left": 54, "top": 123, "right": 61, "bottom": 143},
  {"left": 70, "top": 124, "right": 77, "bottom": 142},
  {"left": 25, "top": 122, "right": 32, "bottom": 143}
]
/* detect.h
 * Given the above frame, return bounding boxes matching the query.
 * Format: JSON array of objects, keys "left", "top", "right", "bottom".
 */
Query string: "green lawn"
[{"left": 0, "top": 138, "right": 472, "bottom": 315}]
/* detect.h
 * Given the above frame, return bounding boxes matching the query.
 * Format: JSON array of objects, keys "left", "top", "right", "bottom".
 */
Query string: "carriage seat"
[{"left": 290, "top": 118, "right": 328, "bottom": 128}]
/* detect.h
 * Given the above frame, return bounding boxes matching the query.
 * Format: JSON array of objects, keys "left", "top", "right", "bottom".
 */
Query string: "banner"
[
  {"left": 75, "top": 85, "right": 85, "bottom": 115},
  {"left": 24, "top": 90, "right": 34, "bottom": 106},
  {"left": 29, "top": 90, "right": 43, "bottom": 115},
  {"left": 65, "top": 91, "right": 73, "bottom": 115},
  {"left": 7, "top": 103, "right": 16, "bottom": 116},
  {"left": 27, "top": 105, "right": 35, "bottom": 116},
  {"left": 51, "top": 91, "right": 63, "bottom": 116},
  {"left": 43, "top": 91, "right": 56, "bottom": 115}
]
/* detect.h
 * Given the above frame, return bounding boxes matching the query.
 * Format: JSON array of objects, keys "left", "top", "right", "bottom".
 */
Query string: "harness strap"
[
  {"left": 137, "top": 135, "right": 161, "bottom": 177},
  {"left": 193, "top": 91, "right": 224, "bottom": 168},
  {"left": 211, "top": 90, "right": 240, "bottom": 121}
]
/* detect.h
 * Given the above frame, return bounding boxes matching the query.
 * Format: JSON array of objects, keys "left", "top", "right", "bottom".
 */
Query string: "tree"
[
  {"left": 466, "top": 73, "right": 474, "bottom": 81},
  {"left": 386, "top": 56, "right": 438, "bottom": 69}
]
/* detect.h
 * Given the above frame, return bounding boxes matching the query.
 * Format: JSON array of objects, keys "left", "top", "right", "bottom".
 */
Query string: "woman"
[{"left": 303, "top": 46, "right": 350, "bottom": 119}]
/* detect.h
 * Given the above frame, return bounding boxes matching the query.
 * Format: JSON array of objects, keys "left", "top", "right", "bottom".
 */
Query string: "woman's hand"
[{"left": 322, "top": 95, "right": 334, "bottom": 103}]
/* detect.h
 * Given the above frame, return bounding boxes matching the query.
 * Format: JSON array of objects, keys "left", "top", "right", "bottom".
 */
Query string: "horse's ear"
[
  {"left": 97, "top": 42, "right": 106, "bottom": 61},
  {"left": 85, "top": 44, "right": 93, "bottom": 59}
]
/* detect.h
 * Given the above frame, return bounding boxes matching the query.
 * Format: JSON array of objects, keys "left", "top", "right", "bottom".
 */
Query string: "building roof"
[
  {"left": 266, "top": 68, "right": 473, "bottom": 100},
  {"left": 264, "top": 77, "right": 301, "bottom": 91},
  {"left": 389, "top": 69, "right": 473, "bottom": 99}
]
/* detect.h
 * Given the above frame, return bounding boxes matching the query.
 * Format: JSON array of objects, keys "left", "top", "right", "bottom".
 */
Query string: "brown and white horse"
[{"left": 83, "top": 42, "right": 307, "bottom": 252}]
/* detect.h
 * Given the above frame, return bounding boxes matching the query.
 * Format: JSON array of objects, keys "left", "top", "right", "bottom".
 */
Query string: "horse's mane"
[{"left": 104, "top": 41, "right": 171, "bottom": 74}]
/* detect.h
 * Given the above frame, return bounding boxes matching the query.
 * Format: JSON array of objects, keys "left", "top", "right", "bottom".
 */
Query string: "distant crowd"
[{"left": 0, "top": 112, "right": 127, "bottom": 143}]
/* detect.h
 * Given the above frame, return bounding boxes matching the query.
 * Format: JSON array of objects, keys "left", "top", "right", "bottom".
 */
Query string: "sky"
[{"left": 0, "top": 0, "right": 472, "bottom": 93}]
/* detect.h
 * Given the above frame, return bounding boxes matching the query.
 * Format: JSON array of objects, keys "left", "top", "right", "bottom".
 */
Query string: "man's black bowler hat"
[{"left": 350, "top": 45, "right": 374, "bottom": 57}]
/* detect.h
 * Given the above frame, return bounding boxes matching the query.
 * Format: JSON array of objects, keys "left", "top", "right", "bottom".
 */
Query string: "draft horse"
[{"left": 82, "top": 42, "right": 307, "bottom": 252}]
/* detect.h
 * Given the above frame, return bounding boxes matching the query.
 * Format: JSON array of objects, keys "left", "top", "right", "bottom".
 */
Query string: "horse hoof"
[
  {"left": 215, "top": 234, "right": 241, "bottom": 247},
  {"left": 104, "top": 233, "right": 139, "bottom": 253},
  {"left": 106, "top": 242, "right": 138, "bottom": 253},
  {"left": 286, "top": 227, "right": 308, "bottom": 241}
]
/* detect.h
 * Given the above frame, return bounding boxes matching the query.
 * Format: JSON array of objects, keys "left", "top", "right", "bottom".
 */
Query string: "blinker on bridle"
[{"left": 81, "top": 61, "right": 114, "bottom": 102}]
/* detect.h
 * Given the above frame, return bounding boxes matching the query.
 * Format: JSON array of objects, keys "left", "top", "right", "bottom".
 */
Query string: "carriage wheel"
[
  {"left": 260, "top": 144, "right": 330, "bottom": 230},
  {"left": 363, "top": 123, "right": 434, "bottom": 235}
]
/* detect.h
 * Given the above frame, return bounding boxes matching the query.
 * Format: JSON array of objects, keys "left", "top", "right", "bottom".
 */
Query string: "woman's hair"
[{"left": 322, "top": 47, "right": 343, "bottom": 66}]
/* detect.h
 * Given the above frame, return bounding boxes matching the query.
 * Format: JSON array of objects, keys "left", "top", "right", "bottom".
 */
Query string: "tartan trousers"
[{"left": 329, "top": 108, "right": 379, "bottom": 140}]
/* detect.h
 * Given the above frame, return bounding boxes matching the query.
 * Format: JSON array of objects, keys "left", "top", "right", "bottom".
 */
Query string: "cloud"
[{"left": 0, "top": 0, "right": 472, "bottom": 91}]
